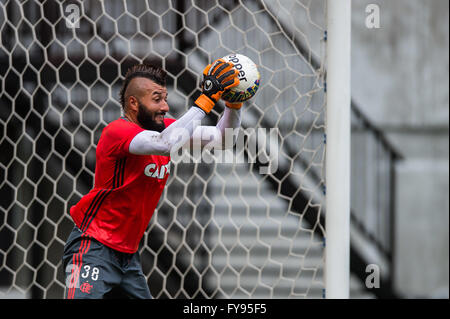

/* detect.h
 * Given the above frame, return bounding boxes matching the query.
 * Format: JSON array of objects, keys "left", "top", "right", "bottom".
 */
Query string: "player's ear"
[{"left": 127, "top": 95, "right": 139, "bottom": 113}]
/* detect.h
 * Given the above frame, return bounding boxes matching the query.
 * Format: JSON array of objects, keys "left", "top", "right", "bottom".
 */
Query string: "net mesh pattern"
[{"left": 0, "top": 0, "right": 326, "bottom": 298}]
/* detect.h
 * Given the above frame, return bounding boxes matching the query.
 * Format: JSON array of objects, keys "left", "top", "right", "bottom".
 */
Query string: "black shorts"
[{"left": 62, "top": 226, "right": 152, "bottom": 299}]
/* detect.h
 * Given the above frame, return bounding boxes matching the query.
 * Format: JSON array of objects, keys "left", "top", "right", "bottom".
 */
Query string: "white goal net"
[{"left": 0, "top": 0, "right": 327, "bottom": 298}]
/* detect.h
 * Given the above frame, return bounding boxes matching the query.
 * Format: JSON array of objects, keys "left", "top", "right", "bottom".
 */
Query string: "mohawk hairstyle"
[{"left": 119, "top": 63, "right": 167, "bottom": 109}]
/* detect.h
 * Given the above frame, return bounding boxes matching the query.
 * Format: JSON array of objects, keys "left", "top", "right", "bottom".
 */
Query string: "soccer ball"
[{"left": 221, "top": 53, "right": 260, "bottom": 103}]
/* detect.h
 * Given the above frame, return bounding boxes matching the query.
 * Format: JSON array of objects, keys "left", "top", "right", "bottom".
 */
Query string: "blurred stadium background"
[{"left": 0, "top": 0, "right": 448, "bottom": 299}]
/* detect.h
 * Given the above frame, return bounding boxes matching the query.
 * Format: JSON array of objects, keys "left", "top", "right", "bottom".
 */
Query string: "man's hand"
[{"left": 195, "top": 59, "right": 240, "bottom": 113}]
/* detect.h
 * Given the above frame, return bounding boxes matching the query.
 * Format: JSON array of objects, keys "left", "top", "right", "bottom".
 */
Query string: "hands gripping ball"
[
  {"left": 221, "top": 54, "right": 261, "bottom": 104},
  {"left": 195, "top": 59, "right": 240, "bottom": 113}
]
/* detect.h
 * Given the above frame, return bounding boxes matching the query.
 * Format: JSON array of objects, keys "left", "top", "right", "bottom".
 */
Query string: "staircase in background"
[{"left": 207, "top": 164, "right": 375, "bottom": 299}]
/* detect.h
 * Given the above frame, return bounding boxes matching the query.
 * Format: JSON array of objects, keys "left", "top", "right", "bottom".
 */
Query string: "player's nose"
[{"left": 161, "top": 100, "right": 169, "bottom": 113}]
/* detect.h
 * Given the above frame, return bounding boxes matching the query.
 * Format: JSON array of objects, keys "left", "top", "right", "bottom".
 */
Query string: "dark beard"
[{"left": 136, "top": 102, "right": 166, "bottom": 132}]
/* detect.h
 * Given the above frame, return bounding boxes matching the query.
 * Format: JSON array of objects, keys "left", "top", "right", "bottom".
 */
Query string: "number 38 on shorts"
[
  {"left": 81, "top": 265, "right": 100, "bottom": 281},
  {"left": 65, "top": 263, "right": 100, "bottom": 289}
]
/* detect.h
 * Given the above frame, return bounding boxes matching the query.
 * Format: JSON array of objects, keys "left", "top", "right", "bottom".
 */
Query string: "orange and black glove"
[
  {"left": 224, "top": 101, "right": 243, "bottom": 110},
  {"left": 195, "top": 59, "right": 240, "bottom": 113}
]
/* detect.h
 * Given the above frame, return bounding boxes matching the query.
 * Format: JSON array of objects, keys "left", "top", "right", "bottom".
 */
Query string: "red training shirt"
[{"left": 70, "top": 117, "right": 176, "bottom": 253}]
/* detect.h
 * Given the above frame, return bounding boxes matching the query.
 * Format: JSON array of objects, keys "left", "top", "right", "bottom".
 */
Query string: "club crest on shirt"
[{"left": 144, "top": 163, "right": 170, "bottom": 180}]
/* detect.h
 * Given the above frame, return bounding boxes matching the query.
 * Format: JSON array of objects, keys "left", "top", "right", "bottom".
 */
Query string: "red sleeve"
[{"left": 99, "top": 119, "right": 144, "bottom": 157}]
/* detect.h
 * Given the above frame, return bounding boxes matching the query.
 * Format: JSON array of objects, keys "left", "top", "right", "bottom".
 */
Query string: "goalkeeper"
[{"left": 62, "top": 60, "right": 242, "bottom": 299}]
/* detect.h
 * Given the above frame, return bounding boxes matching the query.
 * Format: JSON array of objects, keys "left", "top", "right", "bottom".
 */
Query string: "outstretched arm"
[
  {"left": 190, "top": 106, "right": 242, "bottom": 150},
  {"left": 129, "top": 59, "right": 240, "bottom": 156},
  {"left": 129, "top": 106, "right": 206, "bottom": 156}
]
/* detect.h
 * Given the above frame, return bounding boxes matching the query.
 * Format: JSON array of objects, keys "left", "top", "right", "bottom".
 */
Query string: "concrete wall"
[{"left": 351, "top": 0, "right": 449, "bottom": 297}]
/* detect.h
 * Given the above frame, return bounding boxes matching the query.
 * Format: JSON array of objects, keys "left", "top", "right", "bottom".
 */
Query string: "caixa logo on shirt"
[{"left": 144, "top": 163, "right": 170, "bottom": 179}]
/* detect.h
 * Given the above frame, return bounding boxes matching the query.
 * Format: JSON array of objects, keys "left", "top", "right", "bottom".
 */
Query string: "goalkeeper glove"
[
  {"left": 195, "top": 59, "right": 240, "bottom": 113},
  {"left": 225, "top": 101, "right": 243, "bottom": 110}
]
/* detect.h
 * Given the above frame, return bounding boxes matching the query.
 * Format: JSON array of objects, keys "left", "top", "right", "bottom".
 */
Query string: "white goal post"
[
  {"left": 325, "top": 0, "right": 351, "bottom": 299},
  {"left": 0, "top": 0, "right": 351, "bottom": 299}
]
